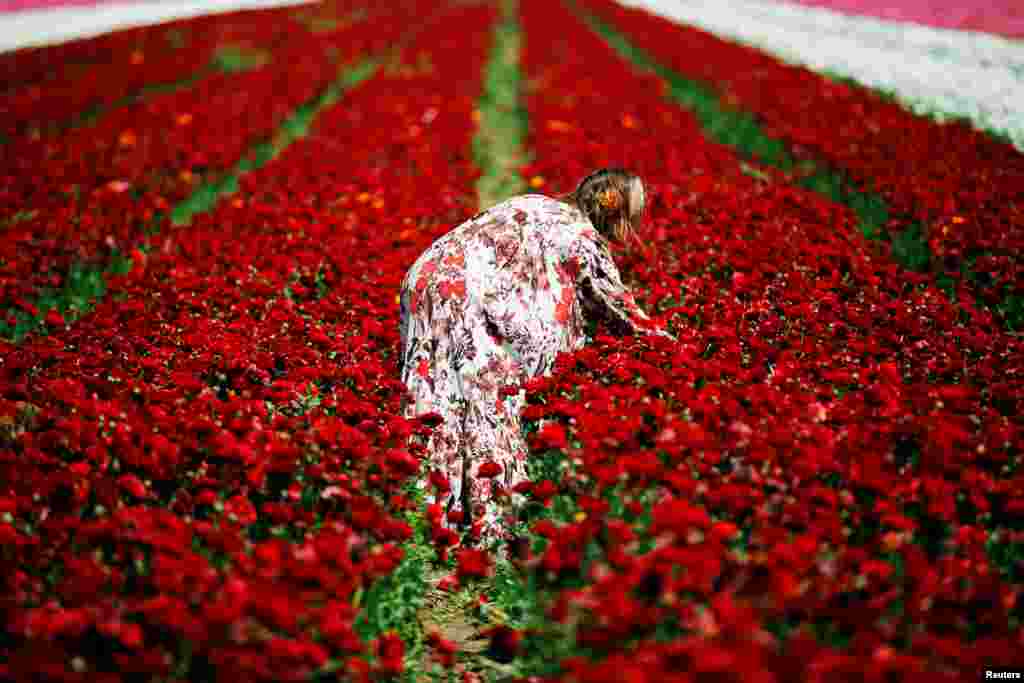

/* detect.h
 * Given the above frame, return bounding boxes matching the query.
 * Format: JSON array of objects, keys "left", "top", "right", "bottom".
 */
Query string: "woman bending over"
[{"left": 399, "top": 167, "right": 671, "bottom": 546}]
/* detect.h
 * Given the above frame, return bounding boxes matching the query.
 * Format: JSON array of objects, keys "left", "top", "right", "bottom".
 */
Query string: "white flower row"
[{"left": 625, "top": 0, "right": 1024, "bottom": 151}]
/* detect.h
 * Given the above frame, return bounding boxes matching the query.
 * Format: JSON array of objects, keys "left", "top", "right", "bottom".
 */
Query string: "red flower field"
[{"left": 1, "top": 0, "right": 1021, "bottom": 680}]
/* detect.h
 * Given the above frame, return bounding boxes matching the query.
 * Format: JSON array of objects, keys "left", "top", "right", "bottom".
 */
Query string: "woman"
[{"left": 399, "top": 167, "right": 670, "bottom": 546}]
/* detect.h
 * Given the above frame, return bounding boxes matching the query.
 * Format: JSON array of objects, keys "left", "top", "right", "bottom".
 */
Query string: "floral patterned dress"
[{"left": 399, "top": 194, "right": 659, "bottom": 542}]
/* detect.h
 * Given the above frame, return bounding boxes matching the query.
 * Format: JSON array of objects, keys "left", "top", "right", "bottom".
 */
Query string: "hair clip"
[{"left": 598, "top": 188, "right": 622, "bottom": 210}]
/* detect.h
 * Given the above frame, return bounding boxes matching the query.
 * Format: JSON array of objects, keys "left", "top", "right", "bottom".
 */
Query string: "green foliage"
[
  {"left": 995, "top": 291, "right": 1024, "bottom": 331},
  {"left": 488, "top": 555, "right": 581, "bottom": 678},
  {"left": 0, "top": 209, "right": 38, "bottom": 227},
  {"left": 62, "top": 71, "right": 210, "bottom": 133},
  {"left": 0, "top": 250, "right": 133, "bottom": 343},
  {"left": 351, "top": 478, "right": 435, "bottom": 678},
  {"left": 171, "top": 58, "right": 380, "bottom": 226},
  {"left": 986, "top": 533, "right": 1024, "bottom": 584},
  {"left": 889, "top": 221, "right": 931, "bottom": 272},
  {"left": 354, "top": 541, "right": 432, "bottom": 645},
  {"left": 480, "top": 423, "right": 598, "bottom": 677},
  {"left": 164, "top": 28, "right": 188, "bottom": 49},
  {"left": 211, "top": 44, "right": 270, "bottom": 73},
  {"left": 473, "top": 0, "right": 530, "bottom": 210}
]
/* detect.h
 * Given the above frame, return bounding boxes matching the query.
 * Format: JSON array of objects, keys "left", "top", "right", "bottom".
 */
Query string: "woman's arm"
[{"left": 572, "top": 234, "right": 673, "bottom": 339}]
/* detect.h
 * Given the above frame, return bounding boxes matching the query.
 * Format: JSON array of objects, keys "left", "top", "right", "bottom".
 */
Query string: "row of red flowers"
[
  {"left": 505, "top": 0, "right": 1023, "bottom": 679},
  {"left": 0, "top": 10, "right": 223, "bottom": 101},
  {"left": 0, "top": 0, "right": 414, "bottom": 330},
  {"left": 583, "top": 0, "right": 1024, "bottom": 312},
  {"left": 1, "top": 1, "right": 495, "bottom": 680},
  {"left": 0, "top": 3, "right": 305, "bottom": 141}
]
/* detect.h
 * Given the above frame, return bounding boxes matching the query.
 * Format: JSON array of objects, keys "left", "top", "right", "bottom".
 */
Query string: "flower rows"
[
  {"left": 0, "top": 2, "right": 495, "bottom": 679},
  {"left": 0, "top": 14, "right": 206, "bottom": 97},
  {"left": 584, "top": 0, "right": 1024, "bottom": 310},
  {"left": 507, "top": 0, "right": 1023, "bottom": 678},
  {"left": 774, "top": 0, "right": 1024, "bottom": 39},
  {"left": 0, "top": 4, "right": 302, "bottom": 141},
  {"left": 4, "top": 0, "right": 1022, "bottom": 677},
  {"left": 0, "top": 0, "right": 415, "bottom": 330}
]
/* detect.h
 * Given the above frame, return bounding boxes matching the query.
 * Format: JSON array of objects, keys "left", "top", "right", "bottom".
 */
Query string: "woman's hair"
[{"left": 558, "top": 167, "right": 646, "bottom": 244}]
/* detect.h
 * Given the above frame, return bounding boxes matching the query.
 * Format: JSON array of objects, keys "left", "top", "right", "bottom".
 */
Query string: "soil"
[{"left": 413, "top": 567, "right": 518, "bottom": 682}]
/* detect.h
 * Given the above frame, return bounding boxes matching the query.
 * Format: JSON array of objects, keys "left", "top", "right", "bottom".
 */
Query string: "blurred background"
[
  {"left": 2, "top": 0, "right": 1022, "bottom": 54},
  {"left": 1, "top": 0, "right": 1020, "bottom": 148}
]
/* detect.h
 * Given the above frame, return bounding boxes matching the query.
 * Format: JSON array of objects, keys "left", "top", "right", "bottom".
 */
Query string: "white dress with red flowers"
[{"left": 399, "top": 194, "right": 656, "bottom": 542}]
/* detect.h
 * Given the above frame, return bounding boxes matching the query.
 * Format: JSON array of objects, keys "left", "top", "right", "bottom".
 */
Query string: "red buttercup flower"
[
  {"left": 533, "top": 422, "right": 568, "bottom": 450},
  {"left": 426, "top": 630, "right": 458, "bottom": 668},
  {"left": 416, "top": 411, "right": 444, "bottom": 427},
  {"left": 649, "top": 499, "right": 711, "bottom": 537},
  {"left": 117, "top": 474, "right": 149, "bottom": 500},
  {"left": 446, "top": 509, "right": 465, "bottom": 525},
  {"left": 512, "top": 481, "right": 533, "bottom": 495},
  {"left": 481, "top": 625, "right": 522, "bottom": 663},
  {"left": 456, "top": 548, "right": 492, "bottom": 581},
  {"left": 437, "top": 574, "right": 459, "bottom": 592},
  {"left": 477, "top": 460, "right": 503, "bottom": 478},
  {"left": 531, "top": 479, "right": 558, "bottom": 503},
  {"left": 223, "top": 494, "right": 258, "bottom": 525},
  {"left": 44, "top": 309, "right": 65, "bottom": 327},
  {"left": 429, "top": 469, "right": 451, "bottom": 494},
  {"left": 374, "top": 631, "right": 404, "bottom": 676}
]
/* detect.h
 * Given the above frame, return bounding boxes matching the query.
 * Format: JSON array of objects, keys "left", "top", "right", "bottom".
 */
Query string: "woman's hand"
[{"left": 651, "top": 327, "right": 676, "bottom": 342}]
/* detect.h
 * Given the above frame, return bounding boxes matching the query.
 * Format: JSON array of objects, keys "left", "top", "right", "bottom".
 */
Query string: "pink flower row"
[{"left": 770, "top": 0, "right": 1024, "bottom": 40}]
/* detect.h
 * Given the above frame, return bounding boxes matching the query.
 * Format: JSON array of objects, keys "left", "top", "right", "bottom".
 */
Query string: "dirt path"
[{"left": 413, "top": 567, "right": 519, "bottom": 682}]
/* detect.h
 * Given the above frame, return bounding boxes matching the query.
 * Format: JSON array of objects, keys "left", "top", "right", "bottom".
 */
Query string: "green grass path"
[
  {"left": 376, "top": 1, "right": 537, "bottom": 680},
  {"left": 473, "top": 0, "right": 530, "bottom": 211}
]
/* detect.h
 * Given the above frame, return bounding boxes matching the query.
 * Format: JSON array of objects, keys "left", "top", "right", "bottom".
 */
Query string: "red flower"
[
  {"left": 533, "top": 422, "right": 568, "bottom": 450},
  {"left": 437, "top": 574, "right": 459, "bottom": 592},
  {"left": 446, "top": 509, "right": 465, "bottom": 525},
  {"left": 44, "top": 309, "right": 65, "bottom": 327},
  {"left": 426, "top": 630, "right": 458, "bottom": 668},
  {"left": 117, "top": 474, "right": 149, "bottom": 500},
  {"left": 531, "top": 479, "right": 558, "bottom": 503},
  {"left": 99, "top": 619, "right": 144, "bottom": 648},
  {"left": 649, "top": 499, "right": 711, "bottom": 538},
  {"left": 374, "top": 632, "right": 405, "bottom": 676},
  {"left": 456, "top": 548, "right": 492, "bottom": 581},
  {"left": 416, "top": 411, "right": 444, "bottom": 427},
  {"left": 429, "top": 469, "right": 451, "bottom": 494},
  {"left": 477, "top": 461, "right": 502, "bottom": 478},
  {"left": 481, "top": 625, "right": 522, "bottom": 663},
  {"left": 223, "top": 494, "right": 258, "bottom": 525}
]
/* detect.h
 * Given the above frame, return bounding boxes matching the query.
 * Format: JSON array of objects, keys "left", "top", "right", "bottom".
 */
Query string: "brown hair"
[{"left": 558, "top": 167, "right": 646, "bottom": 244}]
